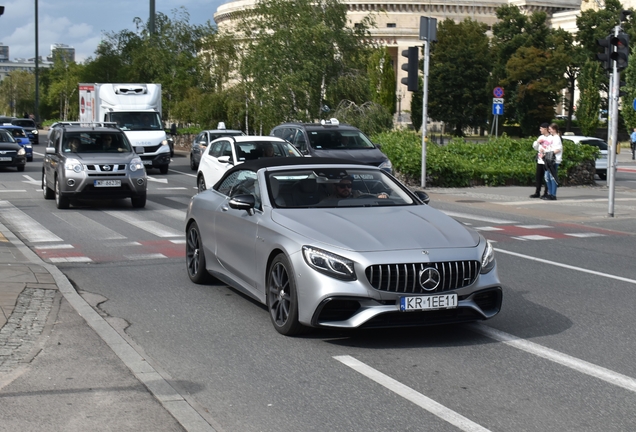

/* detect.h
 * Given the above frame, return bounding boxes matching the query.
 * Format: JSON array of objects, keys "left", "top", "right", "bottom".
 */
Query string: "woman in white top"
[{"left": 542, "top": 123, "right": 563, "bottom": 200}]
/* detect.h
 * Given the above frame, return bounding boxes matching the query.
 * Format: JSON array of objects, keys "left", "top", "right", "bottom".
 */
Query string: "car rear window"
[{"left": 12, "top": 119, "right": 37, "bottom": 128}]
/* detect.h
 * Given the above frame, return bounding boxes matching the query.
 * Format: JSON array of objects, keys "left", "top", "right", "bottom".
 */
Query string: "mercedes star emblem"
[{"left": 419, "top": 267, "right": 441, "bottom": 291}]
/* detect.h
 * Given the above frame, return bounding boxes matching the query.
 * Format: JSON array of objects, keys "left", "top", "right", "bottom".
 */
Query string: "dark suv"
[
  {"left": 43, "top": 123, "right": 147, "bottom": 209},
  {"left": 11, "top": 118, "right": 39, "bottom": 145},
  {"left": 270, "top": 119, "right": 392, "bottom": 173}
]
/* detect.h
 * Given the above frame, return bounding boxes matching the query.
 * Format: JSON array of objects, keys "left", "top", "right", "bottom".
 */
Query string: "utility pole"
[
  {"left": 149, "top": 0, "right": 155, "bottom": 34},
  {"left": 35, "top": 0, "right": 40, "bottom": 124}
]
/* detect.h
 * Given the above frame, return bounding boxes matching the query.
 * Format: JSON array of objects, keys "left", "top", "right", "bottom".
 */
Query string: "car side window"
[
  {"left": 209, "top": 141, "right": 224, "bottom": 157},
  {"left": 292, "top": 129, "right": 307, "bottom": 152},
  {"left": 220, "top": 141, "right": 232, "bottom": 158}
]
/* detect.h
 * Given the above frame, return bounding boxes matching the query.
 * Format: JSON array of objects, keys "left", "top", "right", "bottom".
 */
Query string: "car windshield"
[
  {"left": 235, "top": 141, "right": 303, "bottom": 161},
  {"left": 306, "top": 130, "right": 375, "bottom": 150},
  {"left": 267, "top": 168, "right": 415, "bottom": 208},
  {"left": 63, "top": 132, "right": 132, "bottom": 153},
  {"left": 0, "top": 130, "right": 16, "bottom": 143},
  {"left": 12, "top": 119, "right": 36, "bottom": 128},
  {"left": 110, "top": 112, "right": 162, "bottom": 131}
]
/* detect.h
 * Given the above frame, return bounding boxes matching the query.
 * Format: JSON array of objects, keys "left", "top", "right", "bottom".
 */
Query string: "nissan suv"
[
  {"left": 270, "top": 118, "right": 392, "bottom": 173},
  {"left": 42, "top": 123, "right": 147, "bottom": 209}
]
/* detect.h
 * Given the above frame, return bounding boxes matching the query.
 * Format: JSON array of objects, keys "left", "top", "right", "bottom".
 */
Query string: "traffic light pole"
[
  {"left": 421, "top": 40, "right": 430, "bottom": 188},
  {"left": 608, "top": 24, "right": 621, "bottom": 217}
]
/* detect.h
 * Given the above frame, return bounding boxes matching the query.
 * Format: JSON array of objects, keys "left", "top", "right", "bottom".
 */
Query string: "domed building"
[{"left": 214, "top": 0, "right": 582, "bottom": 114}]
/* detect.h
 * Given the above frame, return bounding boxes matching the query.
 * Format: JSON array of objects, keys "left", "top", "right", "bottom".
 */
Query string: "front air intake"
[{"left": 114, "top": 85, "right": 148, "bottom": 95}]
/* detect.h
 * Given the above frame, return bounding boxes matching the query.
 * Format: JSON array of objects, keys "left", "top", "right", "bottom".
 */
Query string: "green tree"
[
  {"left": 577, "top": 60, "right": 603, "bottom": 136},
  {"left": 237, "top": 0, "right": 374, "bottom": 132},
  {"left": 367, "top": 47, "right": 396, "bottom": 115},
  {"left": 0, "top": 70, "right": 35, "bottom": 117},
  {"left": 429, "top": 18, "right": 491, "bottom": 136}
]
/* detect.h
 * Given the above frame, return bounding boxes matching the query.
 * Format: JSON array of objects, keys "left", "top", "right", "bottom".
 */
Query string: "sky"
[{"left": 0, "top": 0, "right": 226, "bottom": 63}]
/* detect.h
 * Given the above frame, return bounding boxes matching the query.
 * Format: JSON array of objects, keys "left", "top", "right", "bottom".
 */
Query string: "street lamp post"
[{"left": 35, "top": 0, "right": 40, "bottom": 124}]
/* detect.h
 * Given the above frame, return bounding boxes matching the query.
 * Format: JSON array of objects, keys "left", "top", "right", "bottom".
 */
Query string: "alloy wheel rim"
[
  {"left": 269, "top": 262, "right": 290, "bottom": 326},
  {"left": 187, "top": 228, "right": 200, "bottom": 276}
]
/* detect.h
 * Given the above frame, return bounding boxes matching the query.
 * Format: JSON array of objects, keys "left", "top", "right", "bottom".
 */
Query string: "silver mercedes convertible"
[{"left": 185, "top": 158, "right": 502, "bottom": 335}]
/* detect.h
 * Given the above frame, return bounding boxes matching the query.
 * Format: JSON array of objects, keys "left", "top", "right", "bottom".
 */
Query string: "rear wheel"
[
  {"left": 42, "top": 171, "right": 54, "bottom": 199},
  {"left": 17, "top": 165, "right": 25, "bottom": 172},
  {"left": 186, "top": 222, "right": 212, "bottom": 284},
  {"left": 197, "top": 176, "right": 206, "bottom": 193},
  {"left": 55, "top": 176, "right": 70, "bottom": 209},
  {"left": 267, "top": 254, "right": 305, "bottom": 336},
  {"left": 190, "top": 156, "right": 197, "bottom": 171},
  {"left": 131, "top": 194, "right": 146, "bottom": 208},
  {"left": 160, "top": 165, "right": 169, "bottom": 174}
]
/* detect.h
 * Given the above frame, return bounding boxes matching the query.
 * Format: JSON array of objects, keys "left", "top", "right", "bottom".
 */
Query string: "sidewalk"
[{"left": 0, "top": 222, "right": 214, "bottom": 431}]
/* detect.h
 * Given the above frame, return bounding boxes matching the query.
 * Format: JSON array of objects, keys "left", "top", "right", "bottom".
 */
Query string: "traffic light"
[
  {"left": 401, "top": 46, "right": 419, "bottom": 92},
  {"left": 610, "top": 32, "right": 629, "bottom": 71},
  {"left": 596, "top": 36, "right": 611, "bottom": 71}
]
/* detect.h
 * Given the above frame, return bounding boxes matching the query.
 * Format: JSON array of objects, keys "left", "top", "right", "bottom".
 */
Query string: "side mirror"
[
  {"left": 217, "top": 155, "right": 232, "bottom": 164},
  {"left": 414, "top": 190, "right": 430, "bottom": 205},
  {"left": 46, "top": 147, "right": 55, "bottom": 154},
  {"left": 134, "top": 146, "right": 145, "bottom": 154},
  {"left": 229, "top": 194, "right": 256, "bottom": 215},
  {"left": 199, "top": 141, "right": 207, "bottom": 146}
]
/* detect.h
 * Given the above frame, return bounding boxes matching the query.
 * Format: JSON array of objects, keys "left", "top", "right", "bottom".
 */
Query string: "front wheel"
[
  {"left": 160, "top": 165, "right": 169, "bottom": 174},
  {"left": 267, "top": 254, "right": 305, "bottom": 336},
  {"left": 131, "top": 194, "right": 146, "bottom": 208},
  {"left": 190, "top": 156, "right": 197, "bottom": 171},
  {"left": 42, "top": 171, "right": 54, "bottom": 199},
  {"left": 55, "top": 176, "right": 70, "bottom": 209},
  {"left": 186, "top": 222, "right": 212, "bottom": 284},
  {"left": 17, "top": 165, "right": 25, "bottom": 172}
]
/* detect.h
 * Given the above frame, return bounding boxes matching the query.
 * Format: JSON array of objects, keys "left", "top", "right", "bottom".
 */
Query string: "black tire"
[
  {"left": 267, "top": 254, "right": 305, "bottom": 336},
  {"left": 186, "top": 222, "right": 212, "bottom": 284},
  {"left": 17, "top": 165, "right": 25, "bottom": 172},
  {"left": 131, "top": 194, "right": 146, "bottom": 208},
  {"left": 190, "top": 156, "right": 197, "bottom": 171},
  {"left": 55, "top": 176, "right": 70, "bottom": 209},
  {"left": 42, "top": 171, "right": 54, "bottom": 199},
  {"left": 197, "top": 175, "right": 206, "bottom": 193},
  {"left": 598, "top": 172, "right": 607, "bottom": 180},
  {"left": 160, "top": 165, "right": 169, "bottom": 174},
  {"left": 27, "top": 157, "right": 33, "bottom": 162}
]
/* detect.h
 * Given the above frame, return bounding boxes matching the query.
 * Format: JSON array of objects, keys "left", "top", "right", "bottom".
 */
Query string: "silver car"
[
  {"left": 185, "top": 159, "right": 502, "bottom": 336},
  {"left": 562, "top": 135, "right": 608, "bottom": 180},
  {"left": 42, "top": 124, "right": 147, "bottom": 209}
]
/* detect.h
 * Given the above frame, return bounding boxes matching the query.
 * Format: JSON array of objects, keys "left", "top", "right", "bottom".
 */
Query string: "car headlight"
[
  {"left": 379, "top": 159, "right": 393, "bottom": 172},
  {"left": 64, "top": 158, "right": 83, "bottom": 173},
  {"left": 129, "top": 157, "right": 144, "bottom": 172},
  {"left": 480, "top": 240, "right": 495, "bottom": 273},
  {"left": 161, "top": 139, "right": 169, "bottom": 146},
  {"left": 33, "top": 130, "right": 39, "bottom": 135},
  {"left": 17, "top": 147, "right": 26, "bottom": 156},
  {"left": 302, "top": 246, "right": 356, "bottom": 281}
]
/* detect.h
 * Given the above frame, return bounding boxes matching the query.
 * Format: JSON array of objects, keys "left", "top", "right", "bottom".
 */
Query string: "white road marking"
[
  {"left": 470, "top": 324, "right": 636, "bottom": 394},
  {"left": 0, "top": 201, "right": 63, "bottom": 242},
  {"left": 494, "top": 247, "right": 636, "bottom": 284},
  {"left": 156, "top": 187, "right": 187, "bottom": 190},
  {"left": 514, "top": 235, "right": 553, "bottom": 241},
  {"left": 124, "top": 253, "right": 167, "bottom": 260},
  {"left": 514, "top": 224, "right": 552, "bottom": 229},
  {"left": 334, "top": 355, "right": 491, "bottom": 432},
  {"left": 35, "top": 244, "right": 74, "bottom": 250},
  {"left": 0, "top": 190, "right": 26, "bottom": 193},
  {"left": 146, "top": 176, "right": 168, "bottom": 184},
  {"left": 442, "top": 211, "right": 517, "bottom": 224},
  {"left": 49, "top": 256, "right": 93, "bottom": 263},
  {"left": 474, "top": 226, "right": 503, "bottom": 231},
  {"left": 104, "top": 211, "right": 182, "bottom": 237},
  {"left": 21, "top": 175, "right": 40, "bottom": 185},
  {"left": 566, "top": 232, "right": 605, "bottom": 238},
  {"left": 170, "top": 239, "right": 186, "bottom": 244},
  {"left": 52, "top": 211, "right": 126, "bottom": 240}
]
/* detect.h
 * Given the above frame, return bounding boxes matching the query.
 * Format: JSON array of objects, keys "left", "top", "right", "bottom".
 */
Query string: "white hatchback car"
[
  {"left": 196, "top": 136, "right": 303, "bottom": 192},
  {"left": 561, "top": 135, "right": 608, "bottom": 180}
]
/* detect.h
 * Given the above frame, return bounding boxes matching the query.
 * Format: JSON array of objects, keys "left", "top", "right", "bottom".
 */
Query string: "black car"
[
  {"left": 11, "top": 118, "right": 39, "bottom": 145},
  {"left": 189, "top": 123, "right": 245, "bottom": 170},
  {"left": 0, "top": 129, "right": 27, "bottom": 171},
  {"left": 270, "top": 118, "right": 393, "bottom": 173}
]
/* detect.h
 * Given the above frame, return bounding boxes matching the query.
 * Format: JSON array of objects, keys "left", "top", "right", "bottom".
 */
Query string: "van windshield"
[{"left": 110, "top": 112, "right": 162, "bottom": 132}]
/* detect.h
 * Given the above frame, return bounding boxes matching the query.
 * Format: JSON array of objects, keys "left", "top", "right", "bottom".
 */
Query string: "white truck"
[{"left": 79, "top": 83, "right": 171, "bottom": 173}]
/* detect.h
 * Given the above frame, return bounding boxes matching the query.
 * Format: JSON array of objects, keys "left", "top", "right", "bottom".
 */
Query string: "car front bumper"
[{"left": 57, "top": 168, "right": 147, "bottom": 199}]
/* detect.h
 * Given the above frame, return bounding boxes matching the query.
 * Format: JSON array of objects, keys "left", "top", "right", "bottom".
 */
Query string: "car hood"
[
  {"left": 311, "top": 148, "right": 388, "bottom": 165},
  {"left": 271, "top": 206, "right": 479, "bottom": 252},
  {"left": 0, "top": 142, "right": 22, "bottom": 151}
]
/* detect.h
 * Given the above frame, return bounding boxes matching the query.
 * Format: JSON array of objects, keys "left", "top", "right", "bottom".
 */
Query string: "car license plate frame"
[
  {"left": 94, "top": 180, "right": 121, "bottom": 187},
  {"left": 0, "top": 157, "right": 12, "bottom": 161},
  {"left": 142, "top": 160, "right": 153, "bottom": 165},
  {"left": 399, "top": 293, "right": 458, "bottom": 312}
]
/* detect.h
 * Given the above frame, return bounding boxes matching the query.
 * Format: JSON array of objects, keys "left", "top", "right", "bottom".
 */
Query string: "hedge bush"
[{"left": 372, "top": 131, "right": 599, "bottom": 188}]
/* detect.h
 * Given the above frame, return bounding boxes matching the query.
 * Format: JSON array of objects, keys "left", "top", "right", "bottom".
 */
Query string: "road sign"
[
  {"left": 493, "top": 103, "right": 504, "bottom": 115},
  {"left": 633, "top": 98, "right": 636, "bottom": 111},
  {"left": 493, "top": 87, "right": 504, "bottom": 98},
  {"left": 493, "top": 98, "right": 504, "bottom": 104}
]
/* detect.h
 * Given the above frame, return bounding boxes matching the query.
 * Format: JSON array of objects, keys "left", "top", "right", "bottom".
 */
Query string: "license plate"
[
  {"left": 143, "top": 160, "right": 153, "bottom": 165},
  {"left": 94, "top": 180, "right": 121, "bottom": 187},
  {"left": 0, "top": 157, "right": 11, "bottom": 161},
  {"left": 400, "top": 294, "right": 457, "bottom": 312}
]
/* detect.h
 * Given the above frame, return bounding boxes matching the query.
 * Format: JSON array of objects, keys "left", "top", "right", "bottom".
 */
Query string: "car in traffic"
[
  {"left": 0, "top": 125, "right": 33, "bottom": 161},
  {"left": 189, "top": 123, "right": 245, "bottom": 170},
  {"left": 185, "top": 158, "right": 502, "bottom": 335},
  {"left": 270, "top": 118, "right": 393, "bottom": 173},
  {"left": 561, "top": 135, "right": 608, "bottom": 180},
  {"left": 0, "top": 129, "right": 27, "bottom": 171},
  {"left": 196, "top": 136, "right": 303, "bottom": 192},
  {"left": 42, "top": 123, "right": 147, "bottom": 209},
  {"left": 11, "top": 118, "right": 39, "bottom": 145}
]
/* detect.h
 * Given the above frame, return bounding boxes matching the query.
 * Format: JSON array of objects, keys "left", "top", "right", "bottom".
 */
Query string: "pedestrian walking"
[
  {"left": 630, "top": 127, "right": 636, "bottom": 160},
  {"left": 530, "top": 122, "right": 550, "bottom": 198},
  {"left": 541, "top": 123, "right": 562, "bottom": 201}
]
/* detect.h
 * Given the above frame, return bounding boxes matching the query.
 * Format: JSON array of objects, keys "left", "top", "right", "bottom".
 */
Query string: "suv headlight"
[
  {"left": 64, "top": 158, "right": 83, "bottom": 173},
  {"left": 32, "top": 130, "right": 39, "bottom": 135},
  {"left": 161, "top": 139, "right": 169, "bottom": 146},
  {"left": 129, "top": 157, "right": 144, "bottom": 172},
  {"left": 302, "top": 246, "right": 356, "bottom": 281},
  {"left": 379, "top": 159, "right": 393, "bottom": 172},
  {"left": 17, "top": 147, "right": 26, "bottom": 156},
  {"left": 480, "top": 240, "right": 495, "bottom": 273}
]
